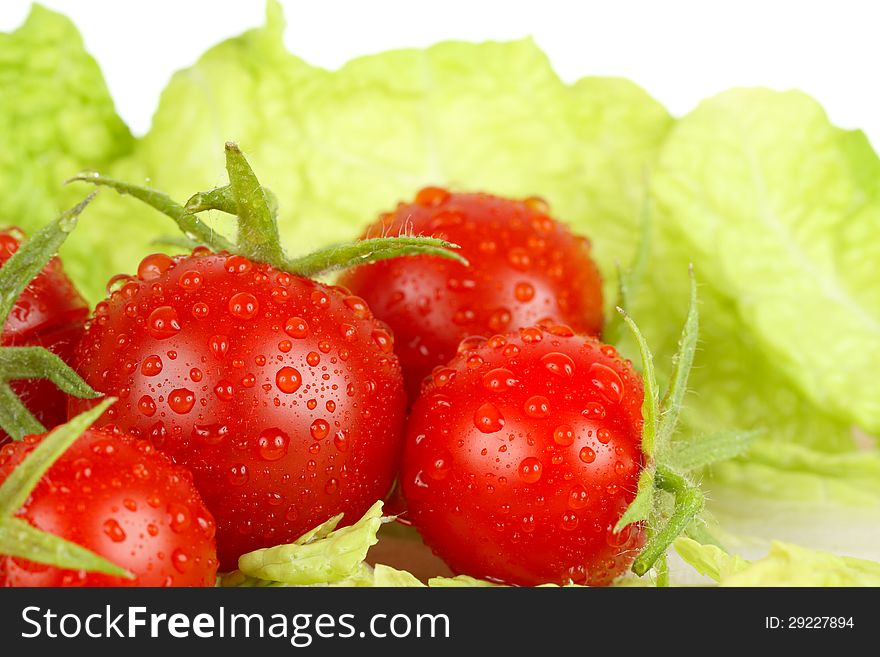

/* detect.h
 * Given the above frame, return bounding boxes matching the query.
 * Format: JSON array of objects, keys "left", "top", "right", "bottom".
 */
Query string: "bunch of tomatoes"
[{"left": 0, "top": 148, "right": 652, "bottom": 587}]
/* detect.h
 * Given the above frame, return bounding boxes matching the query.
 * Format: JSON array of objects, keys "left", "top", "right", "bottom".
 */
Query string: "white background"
[{"left": 2, "top": 0, "right": 879, "bottom": 147}]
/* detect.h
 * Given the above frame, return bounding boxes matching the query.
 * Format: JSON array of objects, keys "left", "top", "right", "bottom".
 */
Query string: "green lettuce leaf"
[
  {"left": 675, "top": 537, "right": 880, "bottom": 586},
  {"left": 642, "top": 88, "right": 880, "bottom": 446},
  {"left": 0, "top": 4, "right": 133, "bottom": 288},
  {"left": 62, "top": 0, "right": 671, "bottom": 303},
  {"left": 234, "top": 501, "right": 384, "bottom": 585}
]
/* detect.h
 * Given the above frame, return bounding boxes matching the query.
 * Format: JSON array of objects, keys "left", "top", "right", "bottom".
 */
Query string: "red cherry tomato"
[
  {"left": 401, "top": 326, "right": 645, "bottom": 586},
  {"left": 0, "top": 427, "right": 217, "bottom": 586},
  {"left": 71, "top": 250, "right": 406, "bottom": 569},
  {"left": 0, "top": 228, "right": 89, "bottom": 445},
  {"left": 339, "top": 190, "right": 604, "bottom": 398}
]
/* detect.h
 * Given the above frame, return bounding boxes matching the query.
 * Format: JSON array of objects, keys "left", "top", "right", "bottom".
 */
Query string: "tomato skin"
[
  {"left": 0, "top": 229, "right": 89, "bottom": 444},
  {"left": 0, "top": 428, "right": 217, "bottom": 586},
  {"left": 401, "top": 326, "right": 645, "bottom": 586},
  {"left": 339, "top": 191, "right": 603, "bottom": 399},
  {"left": 71, "top": 251, "right": 406, "bottom": 569}
]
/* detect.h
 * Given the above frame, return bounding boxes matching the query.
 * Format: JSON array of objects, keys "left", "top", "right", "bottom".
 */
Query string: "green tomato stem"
[
  {"left": 0, "top": 195, "right": 93, "bottom": 329},
  {"left": 68, "top": 173, "right": 235, "bottom": 253},
  {"left": 656, "top": 266, "right": 699, "bottom": 447},
  {"left": 286, "top": 236, "right": 467, "bottom": 278},
  {"left": 0, "top": 347, "right": 101, "bottom": 399},
  {"left": 186, "top": 183, "right": 280, "bottom": 219},
  {"left": 632, "top": 465, "right": 704, "bottom": 576},
  {"left": 0, "top": 382, "right": 45, "bottom": 440},
  {"left": 224, "top": 143, "right": 286, "bottom": 268}
]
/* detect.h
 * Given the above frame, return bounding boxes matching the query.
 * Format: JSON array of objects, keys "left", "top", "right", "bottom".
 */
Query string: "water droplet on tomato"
[
  {"left": 520, "top": 514, "right": 536, "bottom": 532},
  {"left": 209, "top": 334, "right": 229, "bottom": 359},
  {"left": 138, "top": 253, "right": 174, "bottom": 281},
  {"left": 508, "top": 247, "right": 531, "bottom": 271},
  {"left": 343, "top": 295, "right": 370, "bottom": 318},
  {"left": 147, "top": 306, "right": 181, "bottom": 339},
  {"left": 276, "top": 367, "right": 302, "bottom": 393},
  {"left": 542, "top": 352, "right": 575, "bottom": 377},
  {"left": 228, "top": 292, "right": 259, "bottom": 319},
  {"left": 257, "top": 428, "right": 290, "bottom": 461},
  {"left": 553, "top": 424, "right": 575, "bottom": 446},
  {"left": 227, "top": 464, "right": 248, "bottom": 486},
  {"left": 168, "top": 388, "right": 195, "bottom": 414},
  {"left": 519, "top": 326, "right": 543, "bottom": 343},
  {"left": 518, "top": 457, "right": 543, "bottom": 483},
  {"left": 171, "top": 548, "right": 190, "bottom": 573},
  {"left": 310, "top": 290, "right": 330, "bottom": 309},
  {"left": 589, "top": 362, "right": 624, "bottom": 403},
  {"left": 514, "top": 282, "right": 535, "bottom": 302},
  {"left": 178, "top": 270, "right": 203, "bottom": 291},
  {"left": 415, "top": 186, "right": 450, "bottom": 207},
  {"left": 224, "top": 255, "right": 252, "bottom": 274},
  {"left": 431, "top": 367, "right": 456, "bottom": 388},
  {"left": 579, "top": 446, "right": 596, "bottom": 464},
  {"left": 214, "top": 381, "right": 233, "bottom": 401},
  {"left": 168, "top": 503, "right": 191, "bottom": 533},
  {"left": 372, "top": 328, "right": 394, "bottom": 353},
  {"left": 568, "top": 484, "right": 589, "bottom": 509},
  {"left": 310, "top": 419, "right": 330, "bottom": 440},
  {"left": 192, "top": 302, "right": 209, "bottom": 319},
  {"left": 141, "top": 354, "right": 163, "bottom": 377},
  {"left": 284, "top": 317, "right": 309, "bottom": 338},
  {"left": 137, "top": 395, "right": 156, "bottom": 417},
  {"left": 192, "top": 423, "right": 228, "bottom": 445},
  {"left": 482, "top": 368, "right": 518, "bottom": 392},
  {"left": 473, "top": 402, "right": 505, "bottom": 433},
  {"left": 524, "top": 395, "right": 550, "bottom": 418},
  {"left": 324, "top": 478, "right": 339, "bottom": 495},
  {"left": 561, "top": 511, "right": 579, "bottom": 531},
  {"left": 597, "top": 428, "right": 611, "bottom": 444},
  {"left": 582, "top": 402, "right": 606, "bottom": 419},
  {"left": 189, "top": 367, "right": 203, "bottom": 382},
  {"left": 103, "top": 518, "right": 126, "bottom": 543},
  {"left": 333, "top": 430, "right": 349, "bottom": 452},
  {"left": 306, "top": 351, "right": 321, "bottom": 367}
]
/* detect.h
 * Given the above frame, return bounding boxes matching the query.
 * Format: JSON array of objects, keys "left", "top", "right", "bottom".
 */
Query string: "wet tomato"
[
  {"left": 0, "top": 427, "right": 217, "bottom": 586},
  {"left": 340, "top": 190, "right": 603, "bottom": 398},
  {"left": 401, "top": 325, "right": 645, "bottom": 586},
  {"left": 70, "top": 250, "right": 406, "bottom": 569}
]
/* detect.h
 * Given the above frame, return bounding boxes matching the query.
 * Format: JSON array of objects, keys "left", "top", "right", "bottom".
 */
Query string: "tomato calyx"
[
  {"left": 616, "top": 266, "right": 757, "bottom": 585},
  {"left": 0, "top": 399, "right": 132, "bottom": 578},
  {"left": 70, "top": 142, "right": 466, "bottom": 277},
  {"left": 0, "top": 197, "right": 102, "bottom": 440}
]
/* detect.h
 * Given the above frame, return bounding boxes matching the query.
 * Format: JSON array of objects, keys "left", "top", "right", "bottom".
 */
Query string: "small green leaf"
[
  {"left": 237, "top": 501, "right": 385, "bottom": 584},
  {"left": 68, "top": 172, "right": 234, "bottom": 253},
  {"left": 0, "top": 347, "right": 101, "bottom": 398},
  {"left": 656, "top": 267, "right": 699, "bottom": 449},
  {"left": 0, "top": 517, "right": 131, "bottom": 578},
  {"left": 670, "top": 429, "right": 762, "bottom": 472},
  {"left": 186, "top": 184, "right": 280, "bottom": 219},
  {"left": 287, "top": 236, "right": 467, "bottom": 281},
  {"left": 0, "top": 399, "right": 114, "bottom": 516},
  {"left": 614, "top": 469, "right": 655, "bottom": 531},
  {"left": 224, "top": 143, "right": 286, "bottom": 268},
  {"left": 0, "top": 382, "right": 45, "bottom": 440},
  {"left": 617, "top": 307, "right": 658, "bottom": 457},
  {"left": 0, "top": 194, "right": 94, "bottom": 328}
]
